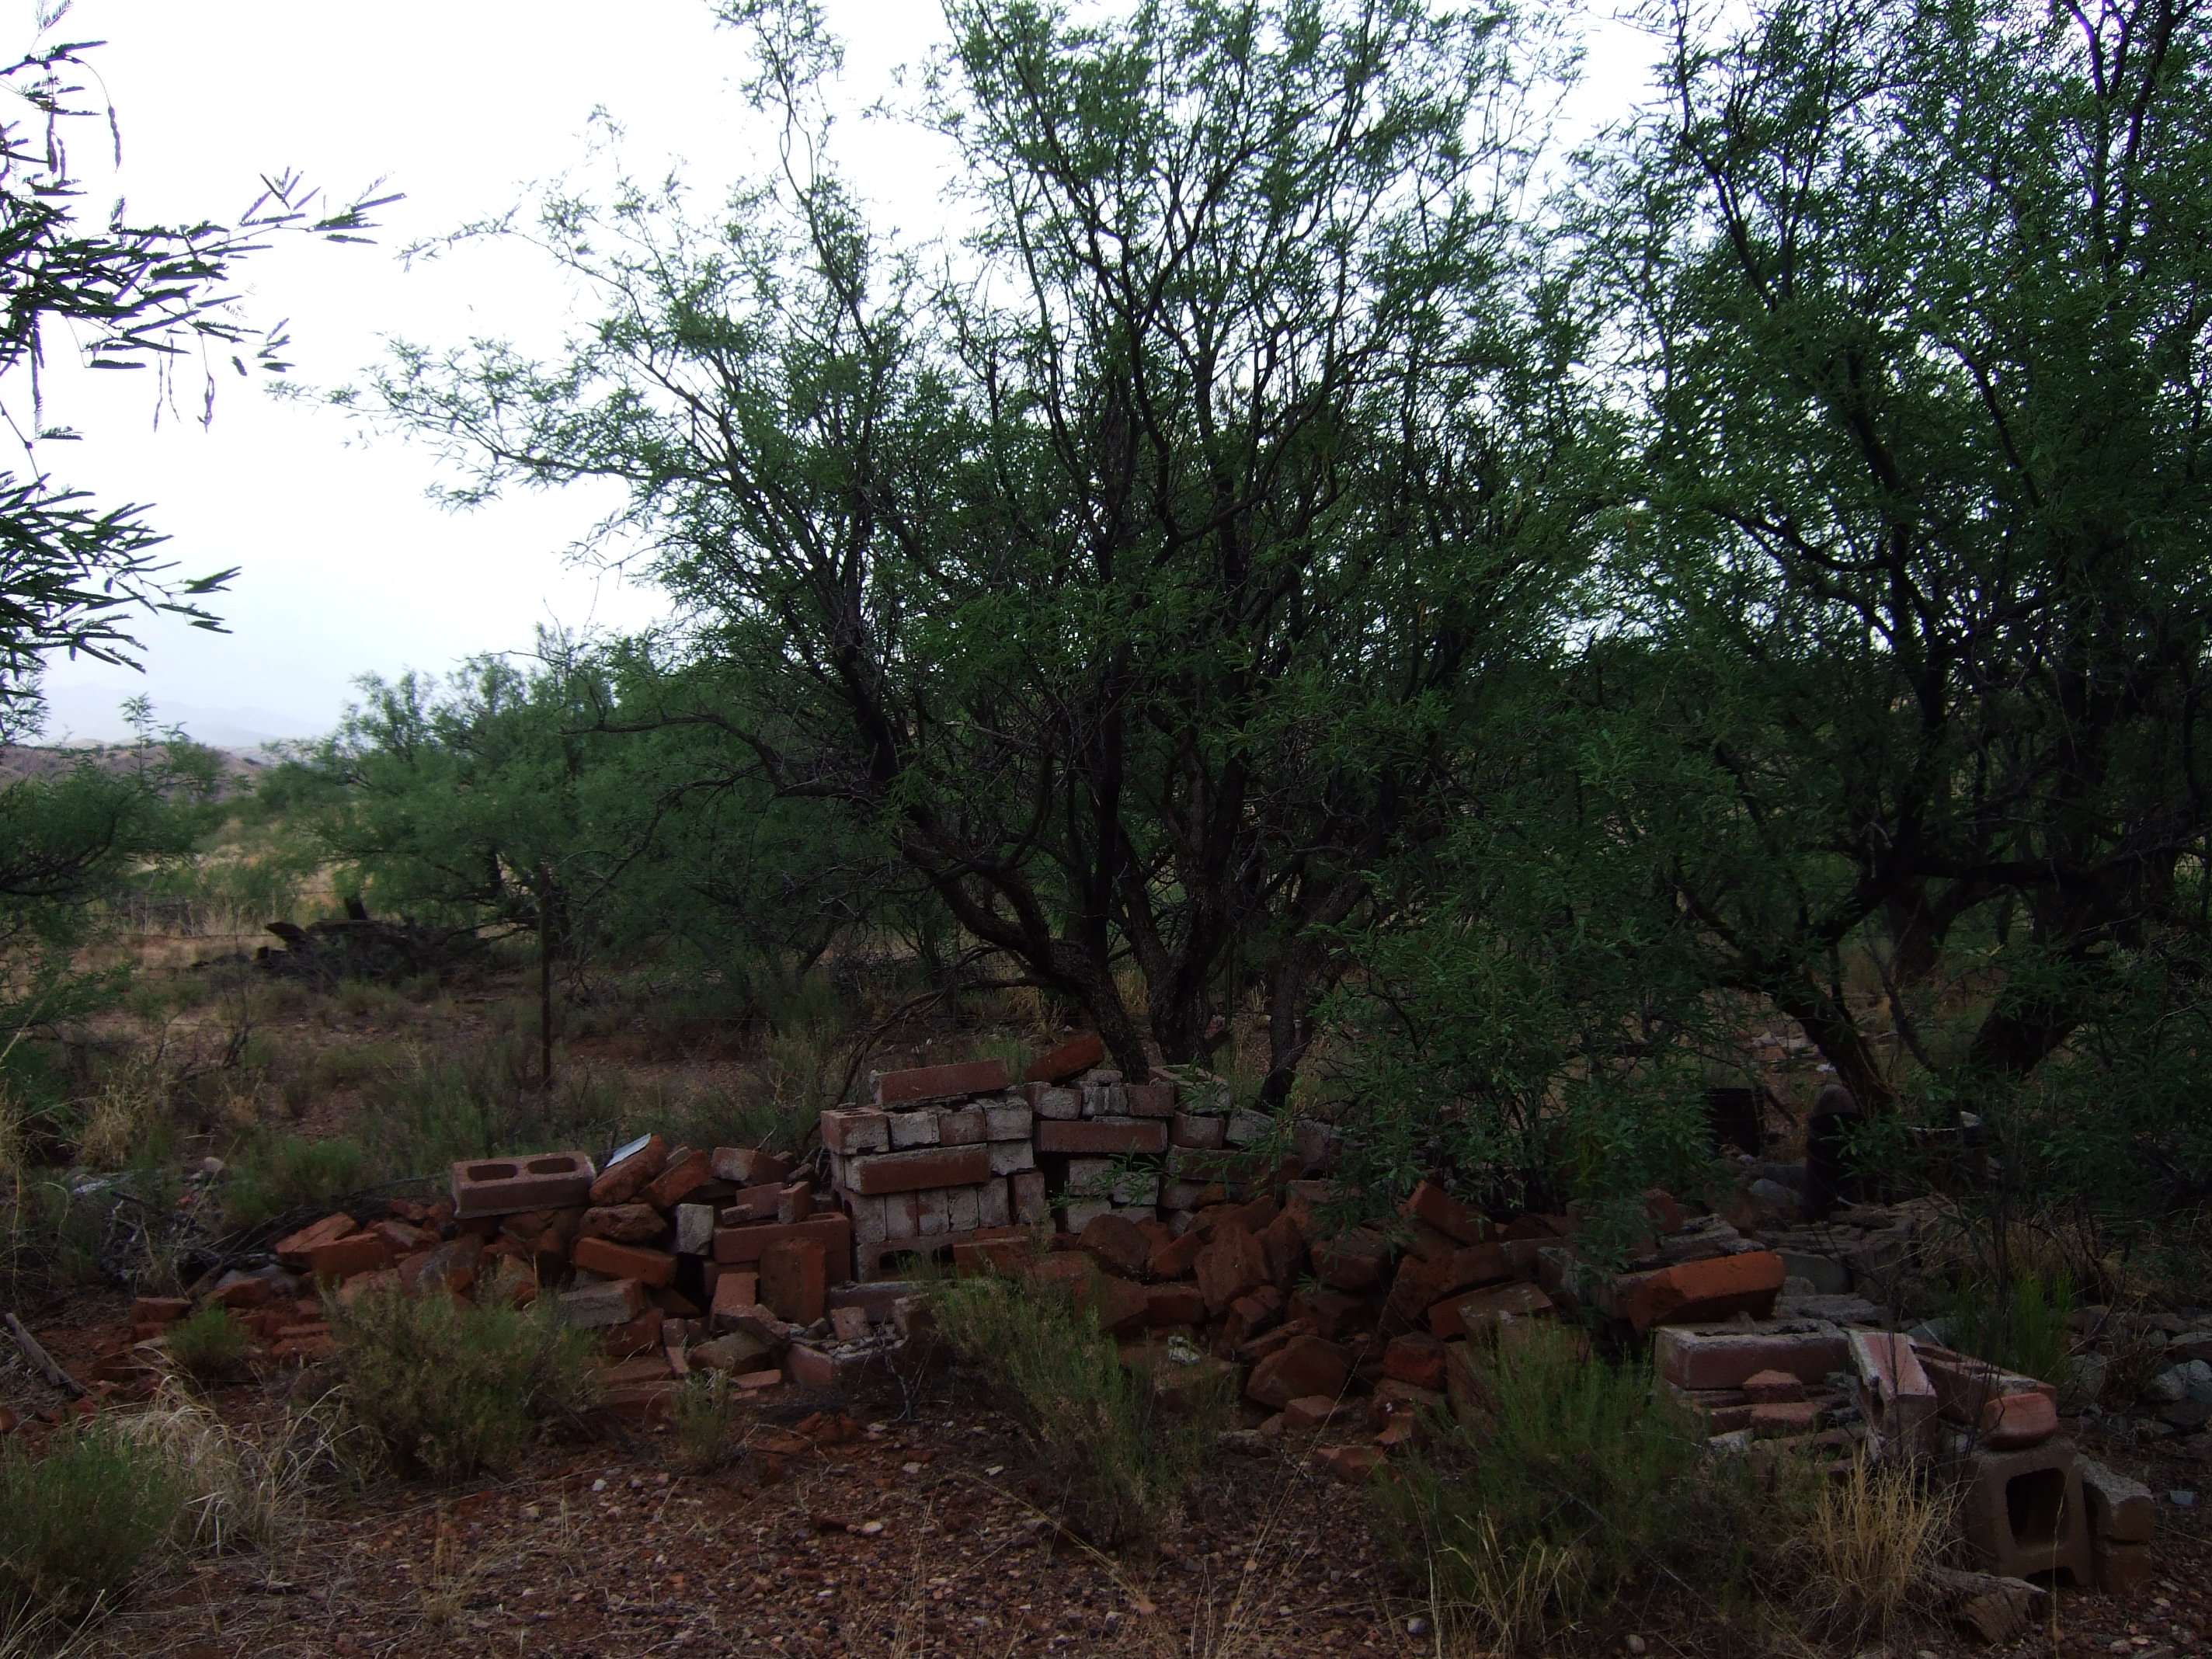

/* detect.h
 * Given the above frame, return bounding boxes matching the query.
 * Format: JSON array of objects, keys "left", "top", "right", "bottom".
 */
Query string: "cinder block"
[
  {"left": 871, "top": 1059, "right": 1009, "bottom": 1106},
  {"left": 2079, "top": 1457, "right": 2156, "bottom": 1542},
  {"left": 451, "top": 1151, "right": 596, "bottom": 1218},
  {"left": 988, "top": 1139, "right": 1037, "bottom": 1175},
  {"left": 1959, "top": 1438, "right": 2092, "bottom": 1585},
  {"left": 889, "top": 1109, "right": 941, "bottom": 1149},
  {"left": 820, "top": 1108, "right": 891, "bottom": 1154},
  {"left": 983, "top": 1099, "right": 1032, "bottom": 1140},
  {"left": 1081, "top": 1081, "right": 1127, "bottom": 1117},
  {"left": 843, "top": 1145, "right": 993, "bottom": 1195}
]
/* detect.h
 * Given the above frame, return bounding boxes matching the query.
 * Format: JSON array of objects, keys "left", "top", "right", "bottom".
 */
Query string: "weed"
[
  {"left": 932, "top": 1269, "right": 1226, "bottom": 1549},
  {"left": 1376, "top": 1323, "right": 1802, "bottom": 1650},
  {"left": 665, "top": 1373, "right": 746, "bottom": 1473},
  {"left": 163, "top": 1306, "right": 249, "bottom": 1379},
  {"left": 114, "top": 1382, "right": 357, "bottom": 1553},
  {"left": 0, "top": 1423, "right": 185, "bottom": 1614},
  {"left": 224, "top": 1135, "right": 365, "bottom": 1229},
  {"left": 328, "top": 1285, "right": 597, "bottom": 1480},
  {"left": 75, "top": 1059, "right": 172, "bottom": 1170},
  {"left": 1788, "top": 1453, "right": 1955, "bottom": 1642},
  {"left": 1946, "top": 1268, "right": 2077, "bottom": 1384}
]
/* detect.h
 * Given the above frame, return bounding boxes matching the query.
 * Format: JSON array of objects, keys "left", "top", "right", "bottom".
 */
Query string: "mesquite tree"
[{"left": 365, "top": 0, "right": 1598, "bottom": 1095}]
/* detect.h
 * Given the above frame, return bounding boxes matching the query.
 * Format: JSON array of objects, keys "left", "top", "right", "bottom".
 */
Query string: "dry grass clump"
[{"left": 1789, "top": 1454, "right": 1955, "bottom": 1642}]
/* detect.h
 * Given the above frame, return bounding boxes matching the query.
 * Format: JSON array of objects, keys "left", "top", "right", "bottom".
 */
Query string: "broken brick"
[
  {"left": 643, "top": 1146, "right": 711, "bottom": 1210},
  {"left": 1024, "top": 1033, "right": 1106, "bottom": 1083},
  {"left": 1382, "top": 1330, "right": 1448, "bottom": 1392},
  {"left": 305, "top": 1233, "right": 395, "bottom": 1283},
  {"left": 1403, "top": 1181, "right": 1488, "bottom": 1245},
  {"left": 1195, "top": 1227, "right": 1270, "bottom": 1316},
  {"left": 1246, "top": 1333, "right": 1351, "bottom": 1409},
  {"left": 579, "top": 1203, "right": 669, "bottom": 1244},
  {"left": 1623, "top": 1250, "right": 1785, "bottom": 1333},
  {"left": 1079, "top": 1212, "right": 1153, "bottom": 1279},
  {"left": 572, "top": 1236, "right": 679, "bottom": 1288},
  {"left": 273, "top": 1214, "right": 357, "bottom": 1267},
  {"left": 1146, "top": 1284, "right": 1206, "bottom": 1327},
  {"left": 1313, "top": 1444, "right": 1385, "bottom": 1484},
  {"left": 588, "top": 1136, "right": 670, "bottom": 1205},
  {"left": 1429, "top": 1281, "right": 1552, "bottom": 1341}
]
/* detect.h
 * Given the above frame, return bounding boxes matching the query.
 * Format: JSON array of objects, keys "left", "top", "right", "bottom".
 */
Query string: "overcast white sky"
[{"left": 18, "top": 1, "right": 1654, "bottom": 747}]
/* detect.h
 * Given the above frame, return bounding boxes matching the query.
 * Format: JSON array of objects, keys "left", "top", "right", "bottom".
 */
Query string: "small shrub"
[
  {"left": 224, "top": 1135, "right": 366, "bottom": 1229},
  {"left": 164, "top": 1307, "right": 249, "bottom": 1379},
  {"left": 1376, "top": 1323, "right": 1803, "bottom": 1650},
  {"left": 932, "top": 1269, "right": 1226, "bottom": 1548},
  {"left": 665, "top": 1375, "right": 745, "bottom": 1473},
  {"left": 1789, "top": 1454, "right": 1955, "bottom": 1641},
  {"left": 0, "top": 1424, "right": 186, "bottom": 1614},
  {"left": 1947, "top": 1268, "right": 2076, "bottom": 1385},
  {"left": 328, "top": 1286, "right": 597, "bottom": 1481}
]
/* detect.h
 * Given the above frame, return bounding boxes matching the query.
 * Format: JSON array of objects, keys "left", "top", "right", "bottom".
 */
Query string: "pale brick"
[
  {"left": 1034, "top": 1086, "right": 1081, "bottom": 1120},
  {"left": 916, "top": 1188, "right": 950, "bottom": 1236},
  {"left": 848, "top": 1192, "right": 889, "bottom": 1246},
  {"left": 674, "top": 1202, "right": 718, "bottom": 1256},
  {"left": 983, "top": 1099, "right": 1033, "bottom": 1140},
  {"left": 1063, "top": 1198, "right": 1113, "bottom": 1233},
  {"left": 988, "top": 1139, "right": 1037, "bottom": 1175},
  {"left": 1011, "top": 1170, "right": 1049, "bottom": 1226},
  {"left": 939, "top": 1107, "right": 988, "bottom": 1146},
  {"left": 889, "top": 1108, "right": 941, "bottom": 1149},
  {"left": 1224, "top": 1108, "right": 1273, "bottom": 1148},
  {"left": 947, "top": 1185, "right": 980, "bottom": 1232},
  {"left": 819, "top": 1108, "right": 890, "bottom": 1154},
  {"left": 883, "top": 1191, "right": 920, "bottom": 1240},
  {"left": 976, "top": 1177, "right": 1011, "bottom": 1229}
]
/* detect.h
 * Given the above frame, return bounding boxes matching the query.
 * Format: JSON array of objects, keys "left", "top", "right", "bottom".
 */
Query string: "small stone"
[
  {"left": 1406, "top": 1616, "right": 1431, "bottom": 1636},
  {"left": 1626, "top": 1638, "right": 1647, "bottom": 1655}
]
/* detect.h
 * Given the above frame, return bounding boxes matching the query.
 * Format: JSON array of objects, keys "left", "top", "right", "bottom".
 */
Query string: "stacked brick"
[{"left": 822, "top": 1057, "right": 1043, "bottom": 1279}]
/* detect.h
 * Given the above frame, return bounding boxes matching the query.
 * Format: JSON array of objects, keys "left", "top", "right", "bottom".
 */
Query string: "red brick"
[
  {"left": 602, "top": 1307, "right": 666, "bottom": 1359},
  {"left": 1282, "top": 1395, "right": 1347, "bottom": 1431},
  {"left": 711, "top": 1147, "right": 794, "bottom": 1185},
  {"left": 709, "top": 1271, "right": 762, "bottom": 1330},
  {"left": 1035, "top": 1118, "right": 1169, "bottom": 1156},
  {"left": 1195, "top": 1228, "right": 1270, "bottom": 1316},
  {"left": 1623, "top": 1250, "right": 1784, "bottom": 1333},
  {"left": 1289, "top": 1288, "right": 1369, "bottom": 1341},
  {"left": 1010, "top": 1170, "right": 1049, "bottom": 1226},
  {"left": 1079, "top": 1212, "right": 1153, "bottom": 1278},
  {"left": 820, "top": 1108, "right": 892, "bottom": 1154},
  {"left": 1749, "top": 1400, "right": 1824, "bottom": 1438},
  {"left": 760, "top": 1239, "right": 828, "bottom": 1326},
  {"left": 1150, "top": 1226, "right": 1208, "bottom": 1280},
  {"left": 1146, "top": 1284, "right": 1206, "bottom": 1327},
  {"left": 1024, "top": 1033, "right": 1106, "bottom": 1083},
  {"left": 1651, "top": 1326, "right": 1852, "bottom": 1391},
  {"left": 1383, "top": 1331, "right": 1447, "bottom": 1392},
  {"left": 1247, "top": 1334, "right": 1351, "bottom": 1408},
  {"left": 953, "top": 1236, "right": 1035, "bottom": 1275},
  {"left": 572, "top": 1236, "right": 679, "bottom": 1288},
  {"left": 1403, "top": 1181, "right": 1488, "bottom": 1244},
  {"left": 842, "top": 1146, "right": 993, "bottom": 1196},
  {"left": 1429, "top": 1281, "right": 1552, "bottom": 1340},
  {"left": 1258, "top": 1210, "right": 1305, "bottom": 1288},
  {"left": 871, "top": 1059, "right": 1010, "bottom": 1106},
  {"left": 1125, "top": 1080, "right": 1177, "bottom": 1117},
  {"left": 1981, "top": 1389, "right": 2058, "bottom": 1449},
  {"left": 1027, "top": 1253, "right": 1098, "bottom": 1300},
  {"left": 588, "top": 1136, "right": 670, "bottom": 1205},
  {"left": 305, "top": 1233, "right": 395, "bottom": 1282},
  {"left": 398, "top": 1234, "right": 483, "bottom": 1296},
  {"left": 1741, "top": 1369, "right": 1812, "bottom": 1402},
  {"left": 1643, "top": 1187, "right": 1685, "bottom": 1235},
  {"left": 273, "top": 1213, "right": 356, "bottom": 1267},
  {"left": 1313, "top": 1229, "right": 1390, "bottom": 1292},
  {"left": 643, "top": 1146, "right": 711, "bottom": 1210},
  {"left": 1091, "top": 1275, "right": 1150, "bottom": 1337},
  {"left": 371, "top": 1218, "right": 436, "bottom": 1255},
  {"left": 718, "top": 1182, "right": 788, "bottom": 1224},
  {"left": 129, "top": 1297, "right": 190, "bottom": 1329},
  {"left": 1313, "top": 1444, "right": 1386, "bottom": 1484},
  {"left": 1497, "top": 1214, "right": 1560, "bottom": 1240},
  {"left": 711, "top": 1214, "right": 854, "bottom": 1279},
  {"left": 579, "top": 1203, "right": 668, "bottom": 1243}
]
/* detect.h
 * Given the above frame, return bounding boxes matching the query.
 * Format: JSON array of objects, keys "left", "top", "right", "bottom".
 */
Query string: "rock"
[
  {"left": 1926, "top": 1567, "right": 2044, "bottom": 1644},
  {"left": 1245, "top": 1334, "right": 1351, "bottom": 1409}
]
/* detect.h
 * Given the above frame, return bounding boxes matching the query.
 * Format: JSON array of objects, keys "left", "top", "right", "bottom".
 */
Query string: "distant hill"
[
  {"left": 0, "top": 742, "right": 280, "bottom": 798},
  {"left": 33, "top": 682, "right": 332, "bottom": 750}
]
